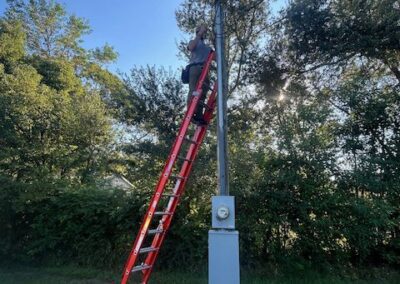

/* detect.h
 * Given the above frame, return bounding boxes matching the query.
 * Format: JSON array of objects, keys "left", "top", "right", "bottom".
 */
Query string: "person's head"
[{"left": 196, "top": 24, "right": 207, "bottom": 40}]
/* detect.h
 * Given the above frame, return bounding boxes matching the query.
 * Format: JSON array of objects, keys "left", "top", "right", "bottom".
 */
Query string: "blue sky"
[
  {"left": 0, "top": 0, "right": 286, "bottom": 74},
  {"left": 64, "top": 0, "right": 185, "bottom": 73}
]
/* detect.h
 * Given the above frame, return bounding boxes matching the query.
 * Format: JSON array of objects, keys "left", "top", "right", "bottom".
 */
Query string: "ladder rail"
[
  {"left": 121, "top": 51, "right": 216, "bottom": 284},
  {"left": 121, "top": 109, "right": 194, "bottom": 282},
  {"left": 142, "top": 86, "right": 218, "bottom": 283},
  {"left": 121, "top": 75, "right": 208, "bottom": 282}
]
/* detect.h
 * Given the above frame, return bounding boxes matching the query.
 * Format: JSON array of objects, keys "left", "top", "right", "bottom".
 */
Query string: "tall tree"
[
  {"left": 176, "top": 0, "right": 270, "bottom": 95},
  {"left": 269, "top": 0, "right": 400, "bottom": 82},
  {"left": 0, "top": 0, "right": 120, "bottom": 183}
]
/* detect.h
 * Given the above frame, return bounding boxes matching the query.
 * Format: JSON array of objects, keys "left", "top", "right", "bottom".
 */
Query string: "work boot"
[{"left": 191, "top": 115, "right": 208, "bottom": 126}]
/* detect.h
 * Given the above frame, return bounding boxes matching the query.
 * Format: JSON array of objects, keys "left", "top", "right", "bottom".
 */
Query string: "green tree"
[
  {"left": 0, "top": 0, "right": 119, "bottom": 182},
  {"left": 278, "top": 0, "right": 400, "bottom": 82},
  {"left": 176, "top": 0, "right": 270, "bottom": 94},
  {"left": 253, "top": 0, "right": 400, "bottom": 267}
]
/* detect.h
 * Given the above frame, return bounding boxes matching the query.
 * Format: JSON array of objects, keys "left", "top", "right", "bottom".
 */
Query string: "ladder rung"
[
  {"left": 178, "top": 155, "right": 193, "bottom": 162},
  {"left": 162, "top": 193, "right": 180, "bottom": 198},
  {"left": 184, "top": 137, "right": 198, "bottom": 145},
  {"left": 139, "top": 247, "right": 159, "bottom": 254},
  {"left": 170, "top": 175, "right": 185, "bottom": 180},
  {"left": 154, "top": 211, "right": 173, "bottom": 216},
  {"left": 148, "top": 229, "right": 164, "bottom": 235},
  {"left": 132, "top": 264, "right": 152, "bottom": 272}
]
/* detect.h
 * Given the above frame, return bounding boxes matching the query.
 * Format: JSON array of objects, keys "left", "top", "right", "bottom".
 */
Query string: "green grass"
[
  {"left": 0, "top": 265, "right": 399, "bottom": 284},
  {"left": 0, "top": 266, "right": 114, "bottom": 284}
]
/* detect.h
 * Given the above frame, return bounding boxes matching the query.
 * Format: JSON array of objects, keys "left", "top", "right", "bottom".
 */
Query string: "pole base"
[{"left": 208, "top": 229, "right": 240, "bottom": 284}]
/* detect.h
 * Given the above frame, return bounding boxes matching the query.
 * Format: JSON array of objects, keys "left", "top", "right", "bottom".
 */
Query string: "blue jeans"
[{"left": 187, "top": 64, "right": 210, "bottom": 119}]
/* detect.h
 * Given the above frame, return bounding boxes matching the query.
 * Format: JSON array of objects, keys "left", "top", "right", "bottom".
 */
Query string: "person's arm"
[
  {"left": 187, "top": 26, "right": 207, "bottom": 51},
  {"left": 187, "top": 35, "right": 201, "bottom": 51}
]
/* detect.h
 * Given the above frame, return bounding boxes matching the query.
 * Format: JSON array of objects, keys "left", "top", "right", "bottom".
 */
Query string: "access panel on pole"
[{"left": 121, "top": 51, "right": 217, "bottom": 284}]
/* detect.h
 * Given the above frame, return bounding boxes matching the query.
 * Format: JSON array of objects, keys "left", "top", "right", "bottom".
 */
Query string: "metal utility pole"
[
  {"left": 209, "top": 1, "right": 240, "bottom": 283},
  {"left": 215, "top": 0, "right": 229, "bottom": 196}
]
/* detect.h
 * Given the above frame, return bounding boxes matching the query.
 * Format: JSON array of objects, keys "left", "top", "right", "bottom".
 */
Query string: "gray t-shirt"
[{"left": 189, "top": 40, "right": 212, "bottom": 64}]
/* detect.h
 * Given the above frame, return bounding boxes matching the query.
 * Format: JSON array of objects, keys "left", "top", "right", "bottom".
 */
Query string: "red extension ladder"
[{"left": 121, "top": 51, "right": 217, "bottom": 284}]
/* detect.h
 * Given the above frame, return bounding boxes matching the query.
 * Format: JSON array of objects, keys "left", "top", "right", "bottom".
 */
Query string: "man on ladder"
[{"left": 187, "top": 24, "right": 212, "bottom": 125}]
